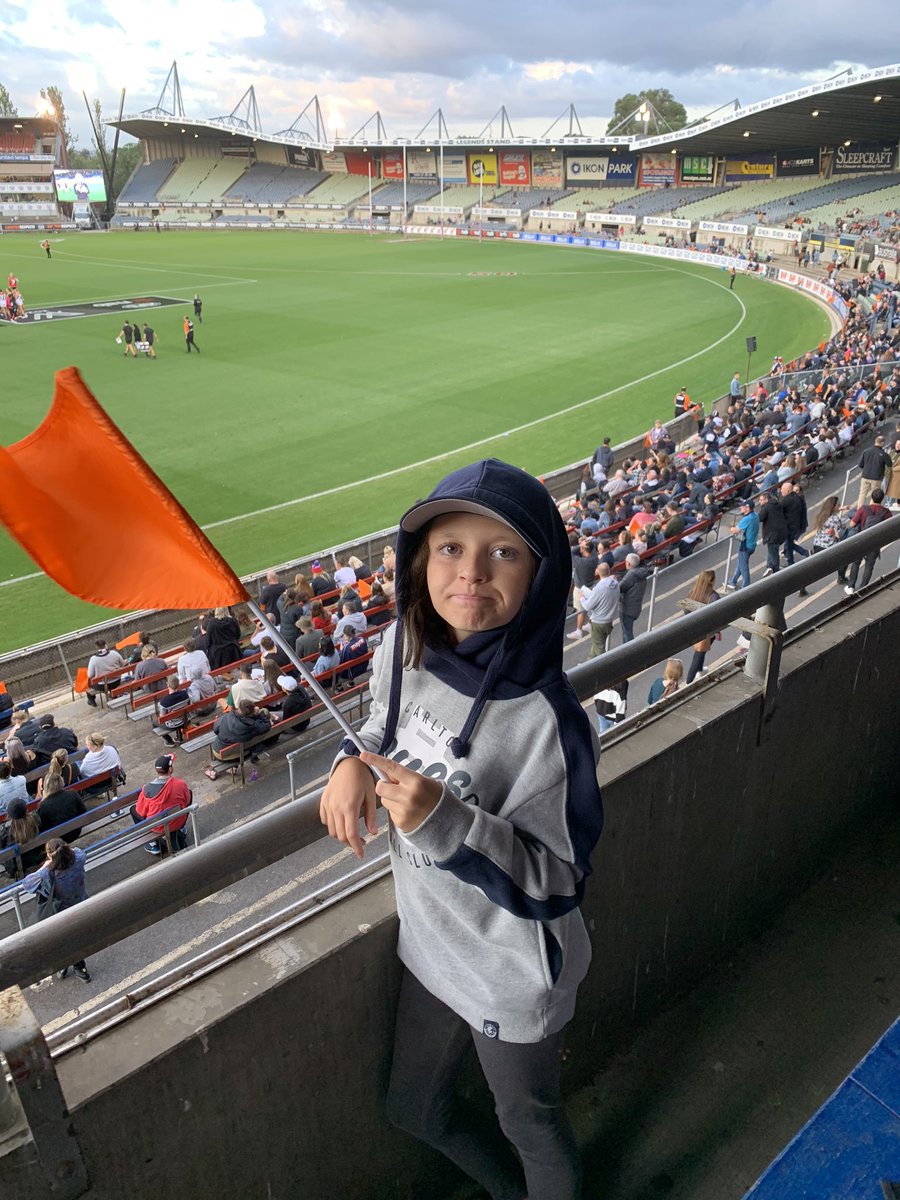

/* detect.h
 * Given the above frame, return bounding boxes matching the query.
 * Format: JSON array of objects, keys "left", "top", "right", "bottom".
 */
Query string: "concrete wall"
[{"left": 10, "top": 587, "right": 897, "bottom": 1200}]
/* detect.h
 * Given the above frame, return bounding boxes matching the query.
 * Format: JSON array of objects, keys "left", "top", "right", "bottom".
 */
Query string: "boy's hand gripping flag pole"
[{"left": 0, "top": 367, "right": 365, "bottom": 750}]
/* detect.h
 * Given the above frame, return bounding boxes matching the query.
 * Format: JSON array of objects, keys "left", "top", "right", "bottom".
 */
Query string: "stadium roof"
[
  {"left": 108, "top": 62, "right": 900, "bottom": 157},
  {"left": 633, "top": 64, "right": 900, "bottom": 155}
]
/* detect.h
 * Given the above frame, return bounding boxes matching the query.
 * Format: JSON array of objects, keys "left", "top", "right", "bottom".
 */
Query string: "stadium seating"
[
  {"left": 0, "top": 134, "right": 33, "bottom": 153},
  {"left": 610, "top": 185, "right": 731, "bottom": 219},
  {"left": 488, "top": 188, "right": 571, "bottom": 212},
  {"left": 558, "top": 187, "right": 643, "bottom": 212},
  {"left": 802, "top": 180, "right": 900, "bottom": 229},
  {"left": 362, "top": 181, "right": 442, "bottom": 207},
  {"left": 730, "top": 173, "right": 900, "bottom": 226},
  {"left": 157, "top": 157, "right": 245, "bottom": 203},
  {"left": 303, "top": 174, "right": 374, "bottom": 205},
  {"left": 427, "top": 184, "right": 486, "bottom": 209},
  {"left": 676, "top": 177, "right": 823, "bottom": 220},
  {"left": 223, "top": 164, "right": 327, "bottom": 204},
  {"left": 117, "top": 158, "right": 178, "bottom": 205},
  {"left": 210, "top": 213, "right": 274, "bottom": 225}
]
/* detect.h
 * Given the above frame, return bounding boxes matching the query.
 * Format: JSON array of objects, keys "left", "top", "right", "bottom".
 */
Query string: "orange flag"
[
  {"left": 0, "top": 368, "right": 249, "bottom": 611},
  {"left": 116, "top": 631, "right": 142, "bottom": 649}
]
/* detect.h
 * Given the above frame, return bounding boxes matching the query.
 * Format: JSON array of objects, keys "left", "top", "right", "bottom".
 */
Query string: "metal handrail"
[
  {"left": 1, "top": 514, "right": 898, "bottom": 990},
  {"left": 566, "top": 512, "right": 900, "bottom": 701}
]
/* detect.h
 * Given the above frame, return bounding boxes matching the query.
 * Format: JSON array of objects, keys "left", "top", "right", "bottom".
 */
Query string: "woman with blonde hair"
[
  {"left": 36, "top": 773, "right": 86, "bottom": 843},
  {"left": 203, "top": 606, "right": 242, "bottom": 670},
  {"left": 0, "top": 798, "right": 42, "bottom": 877},
  {"left": 36, "top": 747, "right": 81, "bottom": 799},
  {"left": 684, "top": 569, "right": 720, "bottom": 683},
  {"left": 80, "top": 732, "right": 124, "bottom": 795},
  {"left": 647, "top": 658, "right": 684, "bottom": 704}
]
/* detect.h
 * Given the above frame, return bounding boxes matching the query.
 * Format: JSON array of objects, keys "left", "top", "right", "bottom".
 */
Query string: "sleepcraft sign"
[{"left": 8, "top": 295, "right": 188, "bottom": 325}]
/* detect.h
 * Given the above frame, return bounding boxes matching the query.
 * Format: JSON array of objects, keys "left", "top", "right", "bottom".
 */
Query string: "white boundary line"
[
  {"left": 2, "top": 236, "right": 833, "bottom": 590},
  {"left": 0, "top": 271, "right": 746, "bottom": 585},
  {"left": 201, "top": 275, "right": 747, "bottom": 530}
]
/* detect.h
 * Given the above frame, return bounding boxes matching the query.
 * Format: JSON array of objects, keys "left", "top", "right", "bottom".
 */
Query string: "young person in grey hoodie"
[{"left": 320, "top": 458, "right": 603, "bottom": 1200}]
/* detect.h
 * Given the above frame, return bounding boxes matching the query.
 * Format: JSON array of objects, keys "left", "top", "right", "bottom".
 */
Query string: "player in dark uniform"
[
  {"left": 119, "top": 320, "right": 137, "bottom": 358},
  {"left": 143, "top": 323, "right": 158, "bottom": 359},
  {"left": 193, "top": 294, "right": 202, "bottom": 323},
  {"left": 184, "top": 315, "right": 199, "bottom": 353}
]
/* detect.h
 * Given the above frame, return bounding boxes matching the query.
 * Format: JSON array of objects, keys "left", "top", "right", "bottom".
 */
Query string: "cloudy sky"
[{"left": 0, "top": 0, "right": 895, "bottom": 146}]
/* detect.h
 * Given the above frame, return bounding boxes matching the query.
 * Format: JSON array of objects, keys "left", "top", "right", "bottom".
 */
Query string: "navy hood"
[{"left": 379, "top": 459, "right": 572, "bottom": 759}]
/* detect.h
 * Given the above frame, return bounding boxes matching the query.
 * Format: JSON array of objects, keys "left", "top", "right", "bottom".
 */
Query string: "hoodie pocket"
[{"left": 540, "top": 923, "right": 563, "bottom": 986}]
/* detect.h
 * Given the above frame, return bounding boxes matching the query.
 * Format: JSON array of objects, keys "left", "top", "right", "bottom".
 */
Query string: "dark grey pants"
[{"left": 386, "top": 968, "right": 581, "bottom": 1200}]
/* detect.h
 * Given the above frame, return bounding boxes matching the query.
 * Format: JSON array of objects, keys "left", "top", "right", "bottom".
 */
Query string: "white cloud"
[
  {"left": 525, "top": 61, "right": 595, "bottom": 83},
  {"left": 0, "top": 0, "right": 892, "bottom": 144}
]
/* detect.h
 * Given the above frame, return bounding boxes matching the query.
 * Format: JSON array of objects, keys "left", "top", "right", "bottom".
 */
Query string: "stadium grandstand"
[
  {"left": 0, "top": 114, "right": 73, "bottom": 232},
  {"left": 103, "top": 61, "right": 900, "bottom": 252}
]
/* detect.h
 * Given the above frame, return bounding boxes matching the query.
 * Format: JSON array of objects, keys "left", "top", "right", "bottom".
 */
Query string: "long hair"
[
  {"left": 45, "top": 837, "right": 75, "bottom": 873},
  {"left": 815, "top": 495, "right": 840, "bottom": 531},
  {"left": 42, "top": 772, "right": 64, "bottom": 797},
  {"left": 401, "top": 529, "right": 455, "bottom": 669},
  {"left": 687, "top": 569, "right": 716, "bottom": 605},
  {"left": 8, "top": 808, "right": 39, "bottom": 847},
  {"left": 262, "top": 657, "right": 280, "bottom": 693},
  {"left": 47, "top": 747, "right": 68, "bottom": 777},
  {"left": 4, "top": 737, "right": 31, "bottom": 775}
]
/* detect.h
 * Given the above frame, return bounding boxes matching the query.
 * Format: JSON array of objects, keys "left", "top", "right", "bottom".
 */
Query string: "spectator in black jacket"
[
  {"left": 857, "top": 437, "right": 891, "bottom": 507},
  {"left": 759, "top": 492, "right": 788, "bottom": 576},
  {"left": 37, "top": 774, "right": 87, "bottom": 843},
  {"left": 280, "top": 685, "right": 313, "bottom": 731},
  {"left": 259, "top": 570, "right": 286, "bottom": 621},
  {"left": 9, "top": 709, "right": 40, "bottom": 749},
  {"left": 780, "top": 482, "right": 810, "bottom": 591},
  {"left": 0, "top": 688, "right": 14, "bottom": 731},
  {"left": 618, "top": 554, "right": 651, "bottom": 644},
  {"left": 32, "top": 715, "right": 78, "bottom": 766},
  {"left": 310, "top": 561, "right": 335, "bottom": 598},
  {"left": 212, "top": 700, "right": 275, "bottom": 762},
  {"left": 203, "top": 608, "right": 243, "bottom": 671},
  {"left": 844, "top": 488, "right": 892, "bottom": 593}
]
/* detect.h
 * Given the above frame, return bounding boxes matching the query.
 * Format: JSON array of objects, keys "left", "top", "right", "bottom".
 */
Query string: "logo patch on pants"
[{"left": 482, "top": 1020, "right": 500, "bottom": 1039}]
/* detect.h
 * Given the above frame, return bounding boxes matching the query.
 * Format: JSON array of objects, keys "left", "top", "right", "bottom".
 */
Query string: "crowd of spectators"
[{"left": 573, "top": 263, "right": 899, "bottom": 729}]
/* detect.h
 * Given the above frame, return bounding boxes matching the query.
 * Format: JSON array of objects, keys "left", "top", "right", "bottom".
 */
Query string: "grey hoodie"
[{"left": 336, "top": 459, "right": 603, "bottom": 1043}]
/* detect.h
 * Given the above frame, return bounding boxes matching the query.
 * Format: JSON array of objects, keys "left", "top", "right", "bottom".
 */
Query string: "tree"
[
  {"left": 40, "top": 85, "right": 77, "bottom": 156},
  {"left": 606, "top": 89, "right": 687, "bottom": 137},
  {"left": 112, "top": 141, "right": 141, "bottom": 198},
  {"left": 0, "top": 82, "right": 17, "bottom": 117}
]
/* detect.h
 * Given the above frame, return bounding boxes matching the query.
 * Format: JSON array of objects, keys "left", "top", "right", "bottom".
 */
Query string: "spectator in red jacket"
[{"left": 131, "top": 754, "right": 192, "bottom": 857}]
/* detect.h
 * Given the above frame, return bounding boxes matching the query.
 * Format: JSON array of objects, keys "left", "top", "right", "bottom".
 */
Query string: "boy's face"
[{"left": 425, "top": 512, "right": 533, "bottom": 645}]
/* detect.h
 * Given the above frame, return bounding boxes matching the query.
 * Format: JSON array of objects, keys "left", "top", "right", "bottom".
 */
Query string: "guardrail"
[
  {"left": 0, "top": 804, "right": 201, "bottom": 931},
  {"left": 1, "top": 513, "right": 897, "bottom": 991}
]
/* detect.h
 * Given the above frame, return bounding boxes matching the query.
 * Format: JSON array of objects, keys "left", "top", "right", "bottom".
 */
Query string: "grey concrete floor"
[{"left": 570, "top": 803, "right": 899, "bottom": 1200}]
